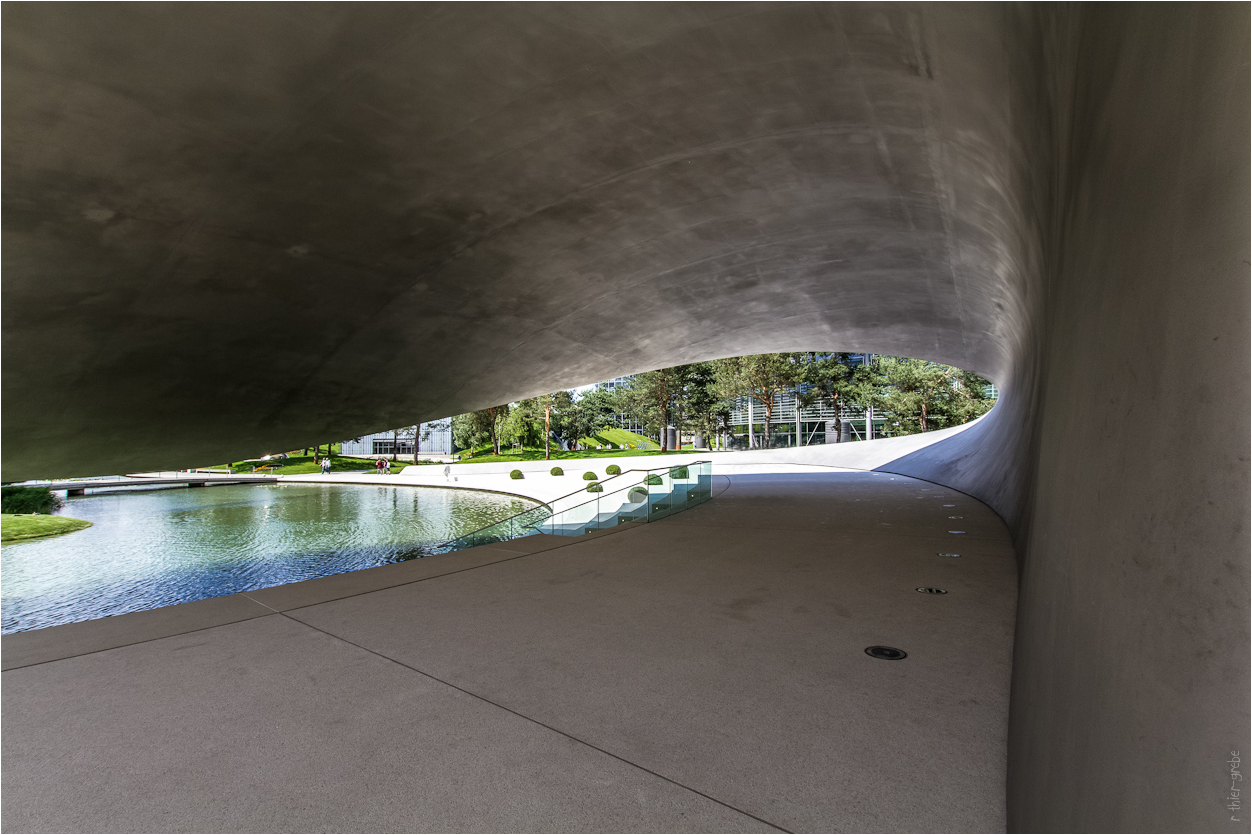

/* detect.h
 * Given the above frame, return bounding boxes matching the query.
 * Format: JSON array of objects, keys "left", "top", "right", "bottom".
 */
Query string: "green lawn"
[
  {"left": 578, "top": 427, "right": 658, "bottom": 450},
  {"left": 217, "top": 429, "right": 691, "bottom": 471},
  {"left": 413, "top": 446, "right": 688, "bottom": 466},
  {"left": 1, "top": 514, "right": 93, "bottom": 542},
  {"left": 224, "top": 454, "right": 382, "bottom": 474}
]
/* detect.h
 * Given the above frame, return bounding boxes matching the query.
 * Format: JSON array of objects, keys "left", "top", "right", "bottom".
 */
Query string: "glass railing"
[{"left": 439, "top": 461, "right": 712, "bottom": 551}]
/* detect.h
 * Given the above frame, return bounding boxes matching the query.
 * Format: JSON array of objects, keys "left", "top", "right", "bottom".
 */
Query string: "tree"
[
  {"left": 712, "top": 353, "right": 804, "bottom": 448},
  {"left": 568, "top": 386, "right": 619, "bottom": 446},
  {"left": 547, "top": 390, "right": 577, "bottom": 450},
  {"left": 802, "top": 353, "right": 859, "bottom": 441},
  {"left": 544, "top": 394, "right": 552, "bottom": 460},
  {"left": 855, "top": 357, "right": 996, "bottom": 435},
  {"left": 452, "top": 405, "right": 510, "bottom": 455},
  {"left": 390, "top": 424, "right": 419, "bottom": 462},
  {"left": 619, "top": 369, "right": 678, "bottom": 450},
  {"left": 671, "top": 362, "right": 721, "bottom": 448}
]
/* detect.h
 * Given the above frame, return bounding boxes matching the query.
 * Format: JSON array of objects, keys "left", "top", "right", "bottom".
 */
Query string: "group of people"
[{"left": 313, "top": 456, "right": 393, "bottom": 475}]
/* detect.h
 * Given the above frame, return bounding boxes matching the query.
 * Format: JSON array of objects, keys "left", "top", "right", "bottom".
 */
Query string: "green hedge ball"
[
  {"left": 510, "top": 469, "right": 524, "bottom": 479},
  {"left": 605, "top": 464, "right": 622, "bottom": 476},
  {"left": 550, "top": 467, "right": 564, "bottom": 476},
  {"left": 586, "top": 483, "right": 604, "bottom": 493},
  {"left": 582, "top": 471, "right": 598, "bottom": 481}
]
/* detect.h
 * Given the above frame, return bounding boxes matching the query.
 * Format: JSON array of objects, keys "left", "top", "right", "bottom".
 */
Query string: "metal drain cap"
[
  {"left": 865, "top": 646, "right": 908, "bottom": 660},
  {"left": 916, "top": 587, "right": 948, "bottom": 594}
]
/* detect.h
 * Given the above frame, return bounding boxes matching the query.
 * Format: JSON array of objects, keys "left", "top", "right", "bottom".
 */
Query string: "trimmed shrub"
[
  {"left": 510, "top": 469, "right": 524, "bottom": 480},
  {"left": 605, "top": 464, "right": 621, "bottom": 476},
  {"left": 550, "top": 466, "right": 563, "bottom": 476},
  {"left": 586, "top": 482, "right": 604, "bottom": 493},
  {"left": 644, "top": 474, "right": 663, "bottom": 486},
  {"left": 628, "top": 487, "right": 649, "bottom": 504},
  {"left": 1, "top": 486, "right": 59, "bottom": 515},
  {"left": 582, "top": 471, "right": 598, "bottom": 481},
  {"left": 670, "top": 466, "right": 689, "bottom": 479}
]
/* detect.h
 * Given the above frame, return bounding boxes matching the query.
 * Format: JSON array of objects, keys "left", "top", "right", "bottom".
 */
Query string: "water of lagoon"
[{"left": 1, "top": 483, "right": 536, "bottom": 634}]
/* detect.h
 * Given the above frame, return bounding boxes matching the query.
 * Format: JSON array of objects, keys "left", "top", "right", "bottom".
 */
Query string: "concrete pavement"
[{"left": 3, "top": 469, "right": 1016, "bottom": 832}]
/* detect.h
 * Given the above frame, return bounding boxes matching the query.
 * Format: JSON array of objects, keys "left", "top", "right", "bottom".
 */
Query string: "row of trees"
[
  {"left": 448, "top": 353, "right": 997, "bottom": 456},
  {"left": 450, "top": 389, "right": 618, "bottom": 457}
]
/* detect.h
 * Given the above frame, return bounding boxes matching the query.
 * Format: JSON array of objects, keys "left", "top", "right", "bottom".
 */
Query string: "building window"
[{"left": 372, "top": 440, "right": 414, "bottom": 455}]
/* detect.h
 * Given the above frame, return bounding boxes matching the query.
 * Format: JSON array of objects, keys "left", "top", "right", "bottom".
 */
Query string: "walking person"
[
  {"left": 375, "top": 458, "right": 385, "bottom": 475},
  {"left": 320, "top": 456, "right": 331, "bottom": 475}
]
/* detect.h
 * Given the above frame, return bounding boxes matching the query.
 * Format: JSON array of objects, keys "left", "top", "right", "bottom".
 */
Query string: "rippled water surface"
[{"left": 1, "top": 483, "right": 535, "bottom": 633}]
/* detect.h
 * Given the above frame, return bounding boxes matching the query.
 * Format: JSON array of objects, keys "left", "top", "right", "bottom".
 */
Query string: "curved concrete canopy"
[
  {"left": 3, "top": 2, "right": 1036, "bottom": 482},
  {"left": 3, "top": 4, "right": 1248, "bottom": 833}
]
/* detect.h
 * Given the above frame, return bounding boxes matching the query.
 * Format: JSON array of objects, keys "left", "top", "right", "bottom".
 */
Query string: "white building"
[{"left": 340, "top": 418, "right": 453, "bottom": 457}]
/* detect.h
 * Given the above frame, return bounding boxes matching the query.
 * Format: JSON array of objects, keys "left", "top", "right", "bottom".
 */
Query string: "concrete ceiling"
[{"left": 2, "top": 2, "right": 1037, "bottom": 480}]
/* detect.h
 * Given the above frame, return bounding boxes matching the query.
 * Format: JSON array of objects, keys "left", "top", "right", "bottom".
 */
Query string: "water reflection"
[{"left": 1, "top": 483, "right": 535, "bottom": 633}]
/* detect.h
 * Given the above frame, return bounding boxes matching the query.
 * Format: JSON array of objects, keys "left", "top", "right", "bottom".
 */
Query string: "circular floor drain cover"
[
  {"left": 948, "top": 530, "right": 966, "bottom": 534},
  {"left": 916, "top": 587, "right": 948, "bottom": 594},
  {"left": 865, "top": 646, "right": 907, "bottom": 660},
  {"left": 937, "top": 552, "right": 961, "bottom": 558}
]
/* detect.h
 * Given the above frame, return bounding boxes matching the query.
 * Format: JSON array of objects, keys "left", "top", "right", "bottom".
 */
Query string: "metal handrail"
[{"left": 439, "top": 459, "right": 710, "bottom": 548}]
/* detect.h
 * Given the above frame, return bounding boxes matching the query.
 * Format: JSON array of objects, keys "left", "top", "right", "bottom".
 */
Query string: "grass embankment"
[
  {"left": 412, "top": 447, "right": 690, "bottom": 466},
  {"left": 579, "top": 427, "right": 656, "bottom": 449},
  {"left": 429, "top": 427, "right": 714, "bottom": 464},
  {"left": 1, "top": 514, "right": 92, "bottom": 542},
  {"left": 224, "top": 454, "right": 382, "bottom": 475},
  {"left": 220, "top": 429, "right": 704, "bottom": 471}
]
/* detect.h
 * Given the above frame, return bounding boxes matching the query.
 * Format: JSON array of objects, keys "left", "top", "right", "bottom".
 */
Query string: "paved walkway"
[{"left": 2, "top": 470, "right": 1017, "bottom": 832}]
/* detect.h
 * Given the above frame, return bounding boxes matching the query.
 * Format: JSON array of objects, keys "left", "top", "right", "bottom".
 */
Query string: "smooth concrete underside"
[
  {"left": 2, "top": 1, "right": 1038, "bottom": 482},
  {"left": 2, "top": 4, "right": 1248, "bottom": 832},
  {"left": 3, "top": 472, "right": 1017, "bottom": 833}
]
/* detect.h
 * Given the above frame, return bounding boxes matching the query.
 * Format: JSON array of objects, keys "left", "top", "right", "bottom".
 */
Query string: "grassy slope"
[
  {"left": 225, "top": 454, "right": 381, "bottom": 474},
  {"left": 222, "top": 429, "right": 678, "bottom": 470},
  {"left": 580, "top": 427, "right": 657, "bottom": 449},
  {"left": 1, "top": 514, "right": 93, "bottom": 542},
  {"left": 411, "top": 447, "right": 688, "bottom": 465}
]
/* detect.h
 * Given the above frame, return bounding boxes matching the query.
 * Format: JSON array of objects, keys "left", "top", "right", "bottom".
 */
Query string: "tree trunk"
[
  {"left": 391, "top": 428, "right": 398, "bottom": 462},
  {"left": 545, "top": 400, "right": 551, "bottom": 460},
  {"left": 415, "top": 423, "right": 421, "bottom": 459}
]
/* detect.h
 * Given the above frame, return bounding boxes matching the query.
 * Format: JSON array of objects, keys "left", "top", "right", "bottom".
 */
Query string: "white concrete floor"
[{"left": 2, "top": 470, "right": 1017, "bottom": 832}]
